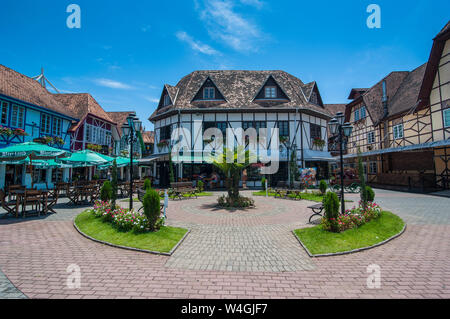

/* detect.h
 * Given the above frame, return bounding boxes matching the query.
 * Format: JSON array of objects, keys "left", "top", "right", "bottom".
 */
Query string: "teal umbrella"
[
  {"left": 61, "top": 150, "right": 113, "bottom": 167},
  {"left": 0, "top": 142, "right": 70, "bottom": 160},
  {"left": 97, "top": 156, "right": 138, "bottom": 170}
]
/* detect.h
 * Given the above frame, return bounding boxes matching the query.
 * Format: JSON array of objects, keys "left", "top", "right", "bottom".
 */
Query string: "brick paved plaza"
[{"left": 0, "top": 189, "right": 449, "bottom": 299}]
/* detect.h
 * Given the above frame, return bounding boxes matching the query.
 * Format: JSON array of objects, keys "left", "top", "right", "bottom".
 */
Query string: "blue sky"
[{"left": 0, "top": 0, "right": 449, "bottom": 130}]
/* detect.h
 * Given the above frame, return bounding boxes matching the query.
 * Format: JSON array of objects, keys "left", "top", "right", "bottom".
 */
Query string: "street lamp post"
[
  {"left": 122, "top": 115, "right": 142, "bottom": 211},
  {"left": 328, "top": 112, "right": 353, "bottom": 215}
]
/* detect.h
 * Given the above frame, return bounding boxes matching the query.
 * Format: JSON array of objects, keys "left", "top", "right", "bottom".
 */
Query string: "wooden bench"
[
  {"left": 308, "top": 193, "right": 342, "bottom": 223},
  {"left": 170, "top": 182, "right": 198, "bottom": 200},
  {"left": 272, "top": 181, "right": 304, "bottom": 200}
]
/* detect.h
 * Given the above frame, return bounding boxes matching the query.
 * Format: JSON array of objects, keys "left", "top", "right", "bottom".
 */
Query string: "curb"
[
  {"left": 292, "top": 223, "right": 407, "bottom": 258},
  {"left": 73, "top": 220, "right": 190, "bottom": 257}
]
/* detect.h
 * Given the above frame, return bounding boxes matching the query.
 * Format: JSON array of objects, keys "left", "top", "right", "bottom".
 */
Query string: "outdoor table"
[{"left": 12, "top": 189, "right": 49, "bottom": 218}]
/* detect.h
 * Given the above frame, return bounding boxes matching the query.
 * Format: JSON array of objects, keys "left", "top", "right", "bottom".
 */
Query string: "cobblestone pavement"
[{"left": 0, "top": 189, "right": 449, "bottom": 299}]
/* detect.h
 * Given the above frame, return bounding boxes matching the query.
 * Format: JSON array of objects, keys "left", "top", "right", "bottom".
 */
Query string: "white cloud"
[
  {"left": 144, "top": 96, "right": 160, "bottom": 103},
  {"left": 176, "top": 31, "right": 221, "bottom": 56},
  {"left": 95, "top": 78, "right": 133, "bottom": 90},
  {"left": 141, "top": 25, "right": 151, "bottom": 32},
  {"left": 198, "top": 0, "right": 265, "bottom": 53}
]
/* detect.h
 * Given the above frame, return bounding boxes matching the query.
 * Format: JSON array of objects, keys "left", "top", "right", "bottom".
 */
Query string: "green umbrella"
[
  {"left": 61, "top": 150, "right": 113, "bottom": 167},
  {"left": 0, "top": 142, "right": 70, "bottom": 160},
  {"left": 97, "top": 156, "right": 138, "bottom": 170}
]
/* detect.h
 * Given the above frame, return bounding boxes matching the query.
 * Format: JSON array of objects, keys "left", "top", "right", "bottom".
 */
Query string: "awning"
[
  {"left": 138, "top": 153, "right": 169, "bottom": 164},
  {"left": 303, "top": 150, "right": 336, "bottom": 162},
  {"left": 342, "top": 139, "right": 450, "bottom": 159}
]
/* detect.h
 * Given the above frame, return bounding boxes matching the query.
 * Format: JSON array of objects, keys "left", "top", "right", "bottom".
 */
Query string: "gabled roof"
[
  {"left": 388, "top": 63, "right": 427, "bottom": 118},
  {"left": 142, "top": 131, "right": 154, "bottom": 144},
  {"left": 107, "top": 111, "right": 136, "bottom": 137},
  {"left": 150, "top": 70, "right": 329, "bottom": 121},
  {"left": 348, "top": 88, "right": 369, "bottom": 100},
  {"left": 346, "top": 71, "right": 410, "bottom": 124},
  {"left": 53, "top": 93, "right": 116, "bottom": 131},
  {"left": 418, "top": 20, "right": 450, "bottom": 109},
  {"left": 0, "top": 64, "right": 76, "bottom": 119},
  {"left": 325, "top": 104, "right": 346, "bottom": 117}
]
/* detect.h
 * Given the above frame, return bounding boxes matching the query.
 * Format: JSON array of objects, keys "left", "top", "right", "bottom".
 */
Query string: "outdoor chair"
[
  {"left": 0, "top": 189, "right": 17, "bottom": 218},
  {"left": 46, "top": 187, "right": 60, "bottom": 215},
  {"left": 7, "top": 185, "right": 24, "bottom": 202},
  {"left": 21, "top": 189, "right": 43, "bottom": 218}
]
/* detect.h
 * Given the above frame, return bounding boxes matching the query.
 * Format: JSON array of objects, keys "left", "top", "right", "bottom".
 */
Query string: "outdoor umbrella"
[
  {"left": 61, "top": 150, "right": 113, "bottom": 167},
  {"left": 0, "top": 142, "right": 70, "bottom": 161},
  {"left": 97, "top": 156, "right": 138, "bottom": 170}
]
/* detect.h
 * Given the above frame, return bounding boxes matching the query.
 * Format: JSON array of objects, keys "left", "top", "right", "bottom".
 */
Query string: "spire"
[{"left": 32, "top": 67, "right": 60, "bottom": 93}]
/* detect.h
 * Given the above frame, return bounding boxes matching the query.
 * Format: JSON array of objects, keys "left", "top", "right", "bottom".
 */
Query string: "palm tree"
[{"left": 211, "top": 146, "right": 256, "bottom": 201}]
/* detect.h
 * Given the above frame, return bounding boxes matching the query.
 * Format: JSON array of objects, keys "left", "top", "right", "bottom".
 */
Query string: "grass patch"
[
  {"left": 294, "top": 211, "right": 404, "bottom": 255},
  {"left": 75, "top": 211, "right": 188, "bottom": 253},
  {"left": 121, "top": 192, "right": 214, "bottom": 202},
  {"left": 252, "top": 191, "right": 353, "bottom": 203}
]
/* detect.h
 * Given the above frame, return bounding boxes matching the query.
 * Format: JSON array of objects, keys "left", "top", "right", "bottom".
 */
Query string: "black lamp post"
[
  {"left": 328, "top": 112, "right": 353, "bottom": 215},
  {"left": 122, "top": 115, "right": 142, "bottom": 210}
]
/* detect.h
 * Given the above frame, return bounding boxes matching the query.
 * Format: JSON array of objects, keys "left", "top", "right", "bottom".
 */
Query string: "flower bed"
[
  {"left": 91, "top": 201, "right": 161, "bottom": 233},
  {"left": 321, "top": 202, "right": 382, "bottom": 232}
]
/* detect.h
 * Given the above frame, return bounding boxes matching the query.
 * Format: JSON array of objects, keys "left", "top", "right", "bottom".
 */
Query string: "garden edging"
[
  {"left": 73, "top": 220, "right": 190, "bottom": 256},
  {"left": 293, "top": 223, "right": 407, "bottom": 258}
]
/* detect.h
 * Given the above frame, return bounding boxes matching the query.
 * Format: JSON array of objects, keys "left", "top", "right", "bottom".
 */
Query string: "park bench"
[
  {"left": 272, "top": 181, "right": 304, "bottom": 200},
  {"left": 308, "top": 193, "right": 342, "bottom": 223},
  {"left": 170, "top": 182, "right": 198, "bottom": 200}
]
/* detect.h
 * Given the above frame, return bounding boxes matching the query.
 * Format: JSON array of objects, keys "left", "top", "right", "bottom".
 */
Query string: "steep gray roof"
[
  {"left": 388, "top": 63, "right": 427, "bottom": 118},
  {"left": 149, "top": 70, "right": 329, "bottom": 120}
]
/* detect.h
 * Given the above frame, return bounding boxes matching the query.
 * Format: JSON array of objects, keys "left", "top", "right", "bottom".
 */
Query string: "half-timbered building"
[
  {"left": 54, "top": 94, "right": 117, "bottom": 155},
  {"left": 340, "top": 21, "right": 450, "bottom": 191},
  {"left": 148, "top": 70, "right": 334, "bottom": 187}
]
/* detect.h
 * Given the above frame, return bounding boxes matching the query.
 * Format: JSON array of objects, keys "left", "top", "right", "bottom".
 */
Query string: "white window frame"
[
  {"left": 203, "top": 87, "right": 215, "bottom": 100},
  {"left": 354, "top": 108, "right": 360, "bottom": 121},
  {"left": 0, "top": 101, "right": 9, "bottom": 125},
  {"left": 41, "top": 114, "right": 52, "bottom": 135},
  {"left": 163, "top": 94, "right": 171, "bottom": 106},
  {"left": 52, "top": 117, "right": 62, "bottom": 136},
  {"left": 360, "top": 106, "right": 367, "bottom": 119},
  {"left": 265, "top": 86, "right": 277, "bottom": 99},
  {"left": 444, "top": 108, "right": 450, "bottom": 128},
  {"left": 393, "top": 124, "right": 404, "bottom": 140},
  {"left": 11, "top": 104, "right": 25, "bottom": 128},
  {"left": 367, "top": 131, "right": 375, "bottom": 144}
]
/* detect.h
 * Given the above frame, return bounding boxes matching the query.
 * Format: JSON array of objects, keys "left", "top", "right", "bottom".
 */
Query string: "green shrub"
[
  {"left": 92, "top": 174, "right": 99, "bottom": 181},
  {"left": 143, "top": 178, "right": 152, "bottom": 191},
  {"left": 143, "top": 189, "right": 161, "bottom": 231},
  {"left": 366, "top": 186, "right": 375, "bottom": 202},
  {"left": 261, "top": 177, "right": 267, "bottom": 189},
  {"left": 100, "top": 181, "right": 113, "bottom": 202},
  {"left": 323, "top": 192, "right": 340, "bottom": 232},
  {"left": 218, "top": 195, "right": 255, "bottom": 208},
  {"left": 319, "top": 180, "right": 327, "bottom": 195},
  {"left": 197, "top": 180, "right": 204, "bottom": 192}
]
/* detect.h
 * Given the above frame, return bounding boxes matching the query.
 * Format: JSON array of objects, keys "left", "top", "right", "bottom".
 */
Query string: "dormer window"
[
  {"left": 163, "top": 94, "right": 171, "bottom": 106},
  {"left": 265, "top": 86, "right": 277, "bottom": 99},
  {"left": 203, "top": 87, "right": 215, "bottom": 100}
]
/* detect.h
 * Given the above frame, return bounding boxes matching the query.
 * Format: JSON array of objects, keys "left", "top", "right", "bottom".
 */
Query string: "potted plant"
[
  {"left": 312, "top": 138, "right": 326, "bottom": 151},
  {"left": 53, "top": 136, "right": 64, "bottom": 145},
  {"left": 157, "top": 139, "right": 169, "bottom": 151},
  {"left": 12, "top": 128, "right": 28, "bottom": 136},
  {"left": 0, "top": 126, "right": 13, "bottom": 136},
  {"left": 279, "top": 136, "right": 289, "bottom": 145}
]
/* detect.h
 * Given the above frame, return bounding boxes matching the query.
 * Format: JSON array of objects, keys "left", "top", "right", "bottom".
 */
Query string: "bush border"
[
  {"left": 292, "top": 222, "right": 407, "bottom": 258},
  {"left": 73, "top": 216, "right": 190, "bottom": 256}
]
